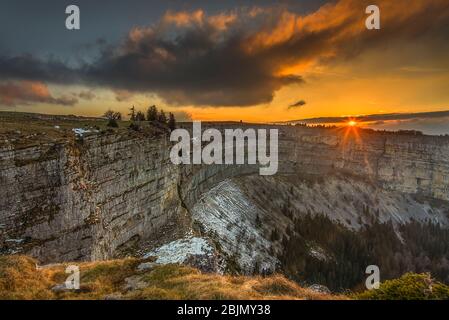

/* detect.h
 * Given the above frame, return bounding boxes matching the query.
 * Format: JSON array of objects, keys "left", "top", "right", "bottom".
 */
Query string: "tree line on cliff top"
[{"left": 103, "top": 105, "right": 176, "bottom": 131}]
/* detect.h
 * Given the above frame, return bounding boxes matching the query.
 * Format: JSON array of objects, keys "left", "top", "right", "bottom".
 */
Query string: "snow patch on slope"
[{"left": 142, "top": 237, "right": 214, "bottom": 265}]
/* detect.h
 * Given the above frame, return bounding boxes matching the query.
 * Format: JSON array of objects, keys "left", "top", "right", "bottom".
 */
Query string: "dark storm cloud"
[
  {"left": 81, "top": 10, "right": 306, "bottom": 106},
  {"left": 76, "top": 90, "right": 96, "bottom": 100},
  {"left": 113, "top": 89, "right": 134, "bottom": 102},
  {"left": 0, "top": 0, "right": 448, "bottom": 107},
  {"left": 288, "top": 100, "right": 306, "bottom": 109},
  {"left": 0, "top": 55, "right": 80, "bottom": 84}
]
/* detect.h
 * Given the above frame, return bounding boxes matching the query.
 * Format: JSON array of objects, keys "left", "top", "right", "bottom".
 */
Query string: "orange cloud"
[
  {"left": 162, "top": 9, "right": 205, "bottom": 27},
  {"left": 0, "top": 81, "right": 77, "bottom": 107}
]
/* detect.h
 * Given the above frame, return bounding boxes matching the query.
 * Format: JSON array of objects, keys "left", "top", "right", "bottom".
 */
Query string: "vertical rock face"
[
  {"left": 1, "top": 125, "right": 449, "bottom": 264},
  {"left": 180, "top": 127, "right": 449, "bottom": 208},
  {"left": 0, "top": 133, "right": 182, "bottom": 263},
  {"left": 278, "top": 128, "right": 449, "bottom": 200}
]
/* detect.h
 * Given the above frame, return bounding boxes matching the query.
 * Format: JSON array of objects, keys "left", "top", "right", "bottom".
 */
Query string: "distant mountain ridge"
[{"left": 281, "top": 109, "right": 449, "bottom": 125}]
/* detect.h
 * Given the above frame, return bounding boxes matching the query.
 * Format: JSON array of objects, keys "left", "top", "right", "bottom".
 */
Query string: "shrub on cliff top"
[{"left": 355, "top": 273, "right": 449, "bottom": 300}]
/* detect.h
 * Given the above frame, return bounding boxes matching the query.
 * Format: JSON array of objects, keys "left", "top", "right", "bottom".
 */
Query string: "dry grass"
[
  {"left": 0, "top": 255, "right": 345, "bottom": 300},
  {"left": 133, "top": 265, "right": 343, "bottom": 300},
  {"left": 0, "top": 255, "right": 55, "bottom": 299},
  {"left": 0, "top": 111, "right": 170, "bottom": 152},
  {"left": 0, "top": 111, "right": 132, "bottom": 149}
]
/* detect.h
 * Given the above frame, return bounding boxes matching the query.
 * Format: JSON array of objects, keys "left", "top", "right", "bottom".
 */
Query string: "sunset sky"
[{"left": 1, "top": 0, "right": 449, "bottom": 133}]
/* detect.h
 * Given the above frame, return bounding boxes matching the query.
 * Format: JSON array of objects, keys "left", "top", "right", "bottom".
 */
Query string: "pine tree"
[
  {"left": 146, "top": 105, "right": 158, "bottom": 121},
  {"left": 270, "top": 228, "right": 280, "bottom": 241},
  {"left": 128, "top": 106, "right": 136, "bottom": 121},
  {"left": 135, "top": 111, "right": 146, "bottom": 121},
  {"left": 255, "top": 214, "right": 261, "bottom": 228},
  {"left": 158, "top": 109, "right": 167, "bottom": 123},
  {"left": 168, "top": 112, "right": 176, "bottom": 131}
]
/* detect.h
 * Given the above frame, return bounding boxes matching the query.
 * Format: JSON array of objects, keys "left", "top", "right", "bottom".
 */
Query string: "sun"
[{"left": 347, "top": 120, "right": 357, "bottom": 127}]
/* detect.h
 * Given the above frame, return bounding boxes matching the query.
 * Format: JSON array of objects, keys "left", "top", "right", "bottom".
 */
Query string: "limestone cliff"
[
  {"left": 0, "top": 132, "right": 184, "bottom": 263},
  {"left": 1, "top": 124, "right": 448, "bottom": 265}
]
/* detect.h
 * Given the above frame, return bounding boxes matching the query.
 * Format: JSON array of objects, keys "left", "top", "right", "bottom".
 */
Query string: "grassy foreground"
[
  {"left": 0, "top": 256, "right": 342, "bottom": 300},
  {"left": 1, "top": 255, "right": 448, "bottom": 300}
]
